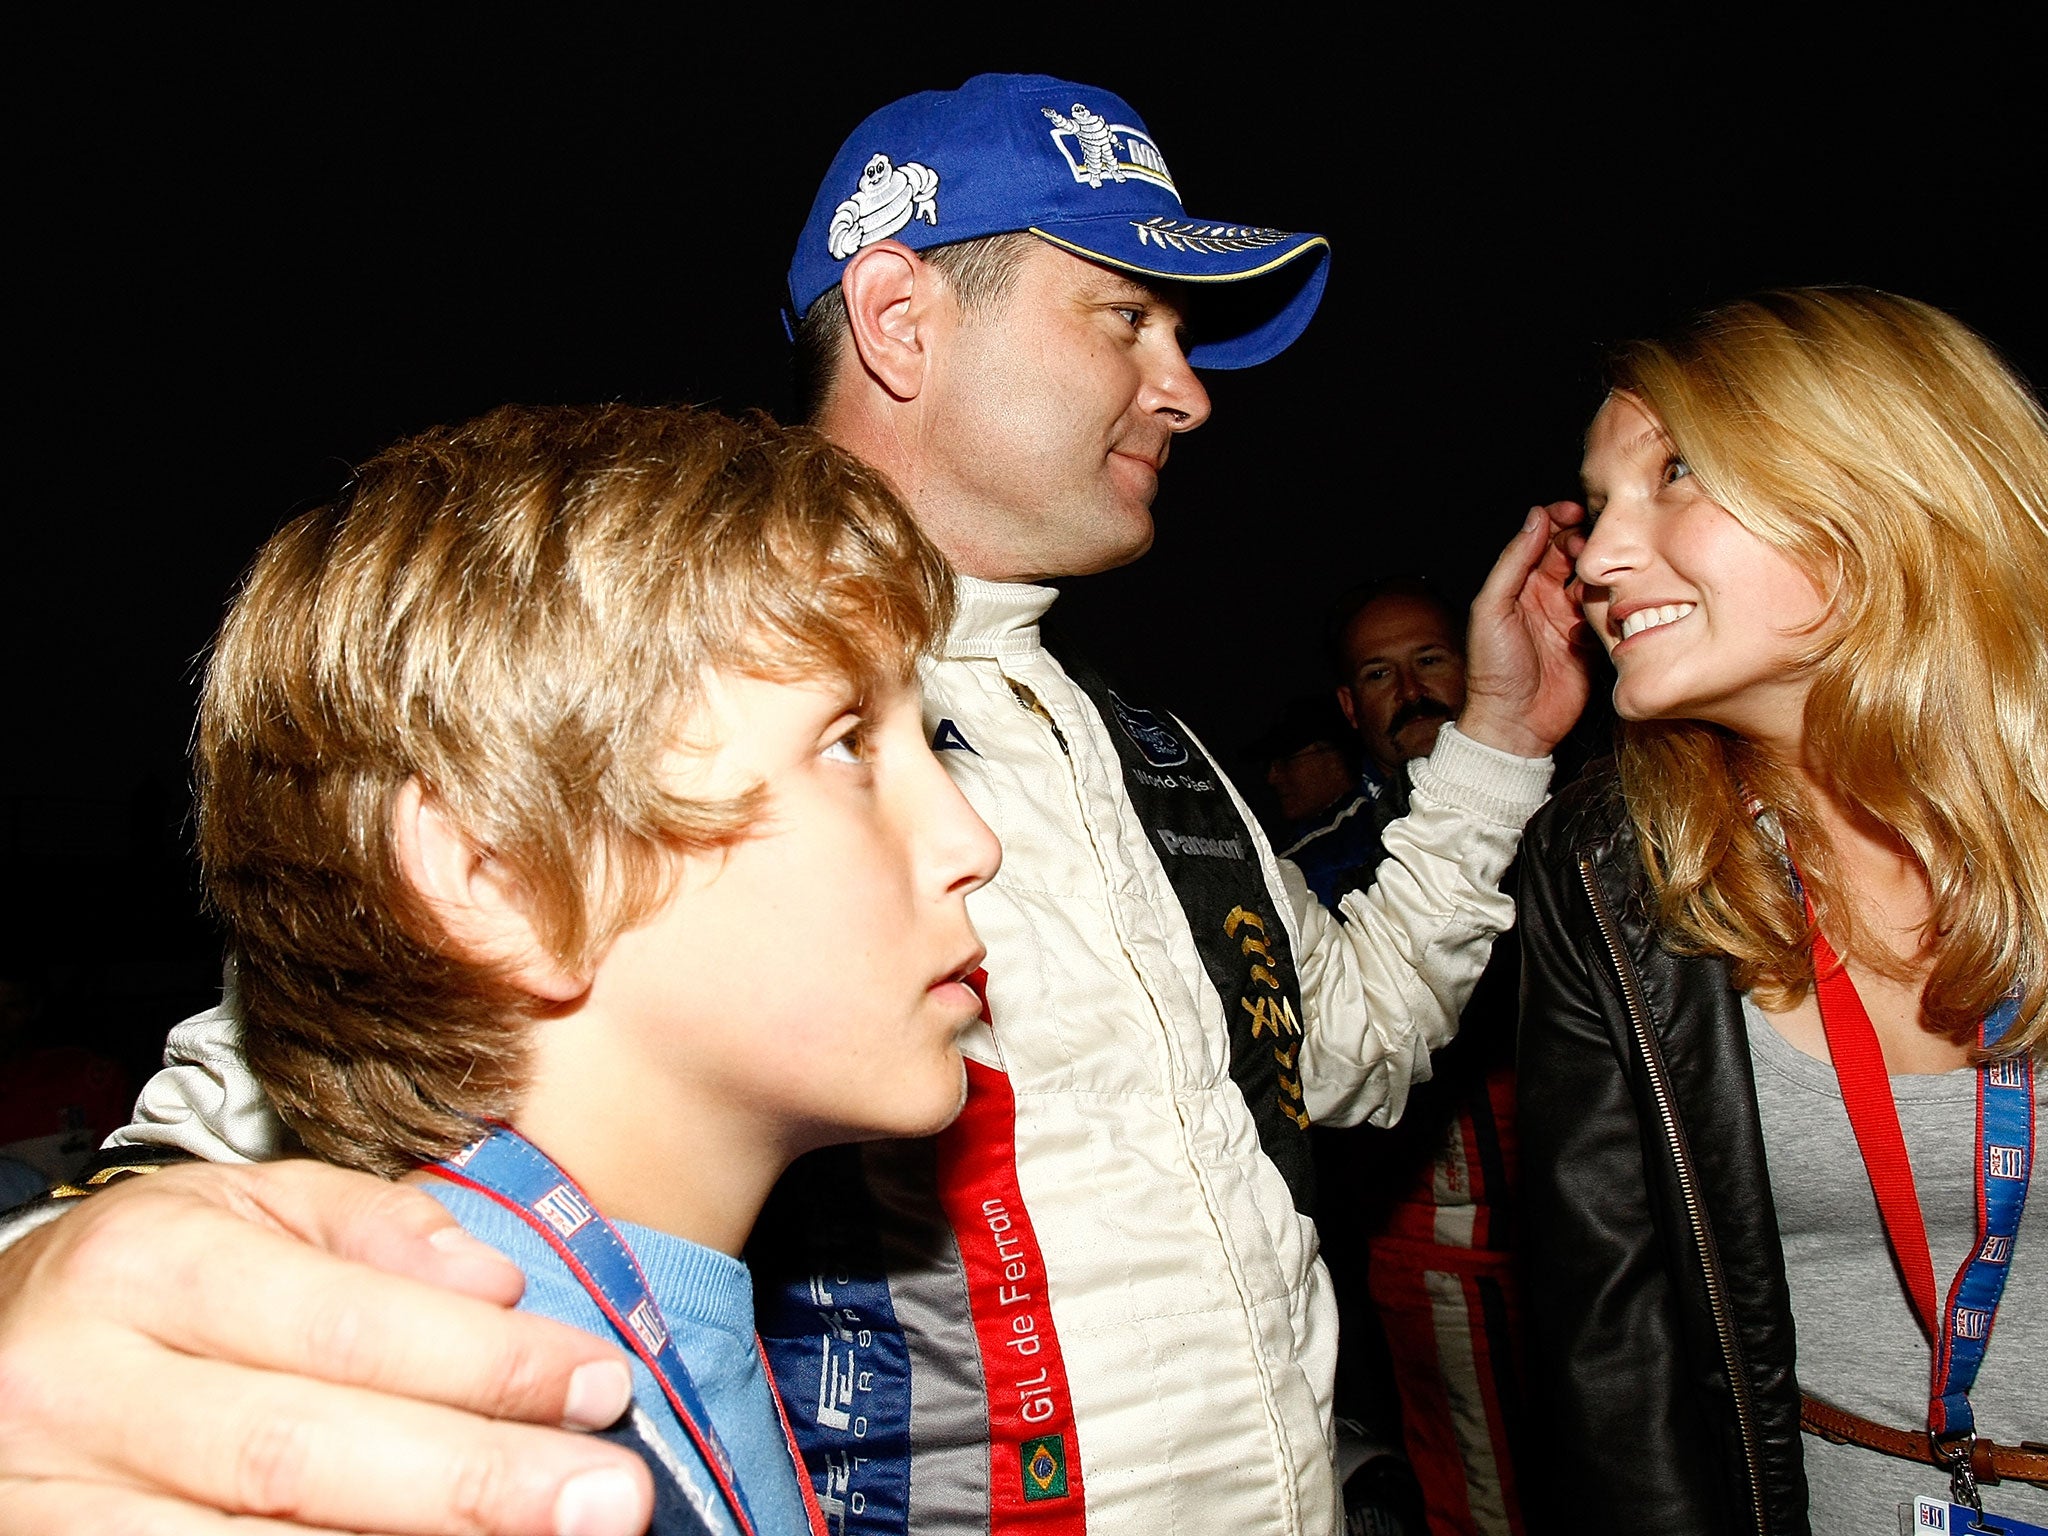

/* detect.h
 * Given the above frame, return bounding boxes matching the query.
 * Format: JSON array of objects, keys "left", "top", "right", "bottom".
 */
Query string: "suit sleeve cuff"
[{"left": 1408, "top": 721, "right": 1554, "bottom": 828}]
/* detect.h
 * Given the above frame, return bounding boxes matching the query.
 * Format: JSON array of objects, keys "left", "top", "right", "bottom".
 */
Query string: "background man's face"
[
  {"left": 1336, "top": 593, "right": 1467, "bottom": 773},
  {"left": 919, "top": 242, "right": 1210, "bottom": 581}
]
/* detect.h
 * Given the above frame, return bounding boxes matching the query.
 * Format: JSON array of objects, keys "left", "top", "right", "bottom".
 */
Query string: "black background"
[{"left": 8, "top": 20, "right": 2045, "bottom": 1083}]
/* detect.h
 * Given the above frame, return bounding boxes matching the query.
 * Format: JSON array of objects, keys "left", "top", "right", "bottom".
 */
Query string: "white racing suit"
[{"left": 116, "top": 578, "right": 1551, "bottom": 1535}]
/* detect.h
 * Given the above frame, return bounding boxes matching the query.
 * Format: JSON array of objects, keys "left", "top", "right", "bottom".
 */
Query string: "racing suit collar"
[{"left": 945, "top": 576, "right": 1060, "bottom": 663}]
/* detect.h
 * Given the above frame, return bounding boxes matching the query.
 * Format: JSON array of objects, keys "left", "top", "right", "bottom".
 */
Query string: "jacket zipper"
[
  {"left": 1007, "top": 677, "right": 1070, "bottom": 754},
  {"left": 1578, "top": 856, "right": 1770, "bottom": 1535}
]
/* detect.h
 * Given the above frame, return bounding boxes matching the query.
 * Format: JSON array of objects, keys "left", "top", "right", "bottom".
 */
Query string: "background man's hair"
[
  {"left": 793, "top": 233, "right": 1042, "bottom": 423},
  {"left": 199, "top": 402, "right": 953, "bottom": 1175},
  {"left": 1320, "top": 575, "right": 1464, "bottom": 681}
]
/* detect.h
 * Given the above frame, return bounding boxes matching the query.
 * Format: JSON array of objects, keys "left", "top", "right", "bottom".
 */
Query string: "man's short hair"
[
  {"left": 1320, "top": 576, "right": 1465, "bottom": 682},
  {"left": 793, "top": 232, "right": 1041, "bottom": 422},
  {"left": 199, "top": 403, "right": 953, "bottom": 1176}
]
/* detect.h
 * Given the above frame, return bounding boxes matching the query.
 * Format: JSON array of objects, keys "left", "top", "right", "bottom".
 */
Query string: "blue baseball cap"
[{"left": 786, "top": 73, "right": 1330, "bottom": 369}]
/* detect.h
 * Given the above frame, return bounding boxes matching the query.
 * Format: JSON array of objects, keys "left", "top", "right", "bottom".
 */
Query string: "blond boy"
[{"left": 196, "top": 403, "right": 998, "bottom": 1534}]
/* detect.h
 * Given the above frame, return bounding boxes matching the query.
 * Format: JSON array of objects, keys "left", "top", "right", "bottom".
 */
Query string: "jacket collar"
[
  {"left": 1543, "top": 763, "right": 1660, "bottom": 941},
  {"left": 945, "top": 576, "right": 1059, "bottom": 664}
]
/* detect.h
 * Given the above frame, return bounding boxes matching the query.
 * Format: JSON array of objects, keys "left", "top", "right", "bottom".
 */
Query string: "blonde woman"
[{"left": 1518, "top": 289, "right": 2048, "bottom": 1535}]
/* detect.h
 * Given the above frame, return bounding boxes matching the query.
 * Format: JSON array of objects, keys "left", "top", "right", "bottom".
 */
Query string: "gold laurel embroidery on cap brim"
[{"left": 1027, "top": 229, "right": 1330, "bottom": 284}]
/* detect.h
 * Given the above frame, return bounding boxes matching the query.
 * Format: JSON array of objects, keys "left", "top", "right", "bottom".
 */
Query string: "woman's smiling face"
[{"left": 1576, "top": 393, "right": 1833, "bottom": 756}]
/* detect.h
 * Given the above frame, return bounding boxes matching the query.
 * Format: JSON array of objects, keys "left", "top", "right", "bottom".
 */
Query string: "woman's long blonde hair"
[{"left": 1609, "top": 288, "right": 2048, "bottom": 1057}]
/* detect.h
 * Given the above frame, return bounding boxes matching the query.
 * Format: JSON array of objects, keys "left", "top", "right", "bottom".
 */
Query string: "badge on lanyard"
[
  {"left": 1902, "top": 1494, "right": 2048, "bottom": 1535},
  {"left": 1809, "top": 904, "right": 2037, "bottom": 1524}
]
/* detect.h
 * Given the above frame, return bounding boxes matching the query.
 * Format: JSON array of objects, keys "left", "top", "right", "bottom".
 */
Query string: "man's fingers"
[
  {"left": 218, "top": 1159, "right": 528, "bottom": 1305},
  {"left": 0, "top": 1477, "right": 333, "bottom": 1536},
  {"left": 7, "top": 1163, "right": 632, "bottom": 1430},
  {"left": 1475, "top": 506, "right": 1550, "bottom": 607},
  {"left": 0, "top": 1161, "right": 651, "bottom": 1535},
  {"left": 1553, "top": 525, "right": 1589, "bottom": 571},
  {"left": 15, "top": 1347, "right": 653, "bottom": 1536},
  {"left": 1472, "top": 502, "right": 1571, "bottom": 616},
  {"left": 140, "top": 1219, "right": 636, "bottom": 1430},
  {"left": 1459, "top": 502, "right": 1595, "bottom": 758}
]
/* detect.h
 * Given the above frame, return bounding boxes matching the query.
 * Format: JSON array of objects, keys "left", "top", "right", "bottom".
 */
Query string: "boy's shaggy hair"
[{"left": 198, "top": 403, "right": 954, "bottom": 1174}]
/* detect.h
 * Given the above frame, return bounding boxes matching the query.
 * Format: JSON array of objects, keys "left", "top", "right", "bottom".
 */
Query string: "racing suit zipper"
[
  {"left": 1007, "top": 677, "right": 1069, "bottom": 755},
  {"left": 1004, "top": 672, "right": 1311, "bottom": 1531},
  {"left": 1578, "top": 855, "right": 1769, "bottom": 1535}
]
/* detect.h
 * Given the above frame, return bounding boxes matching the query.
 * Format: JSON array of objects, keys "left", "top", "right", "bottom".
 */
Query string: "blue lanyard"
[
  {"left": 1932, "top": 999, "right": 2034, "bottom": 1442},
  {"left": 429, "top": 1124, "right": 761, "bottom": 1536}
]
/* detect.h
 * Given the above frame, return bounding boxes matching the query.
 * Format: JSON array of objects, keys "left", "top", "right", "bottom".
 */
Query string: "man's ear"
[
  {"left": 1334, "top": 686, "right": 1360, "bottom": 733},
  {"left": 840, "top": 240, "right": 948, "bottom": 402},
  {"left": 389, "top": 778, "right": 587, "bottom": 1003}
]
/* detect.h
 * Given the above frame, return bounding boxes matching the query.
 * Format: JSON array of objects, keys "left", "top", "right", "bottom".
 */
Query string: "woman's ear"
[{"left": 388, "top": 778, "right": 588, "bottom": 1003}]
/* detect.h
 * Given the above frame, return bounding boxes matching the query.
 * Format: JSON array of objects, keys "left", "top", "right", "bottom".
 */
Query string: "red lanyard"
[{"left": 1809, "top": 922, "right": 1943, "bottom": 1337}]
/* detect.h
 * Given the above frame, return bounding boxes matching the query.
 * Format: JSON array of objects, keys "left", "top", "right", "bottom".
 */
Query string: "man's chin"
[
  {"left": 1066, "top": 514, "right": 1154, "bottom": 576},
  {"left": 1087, "top": 536, "right": 1154, "bottom": 575}
]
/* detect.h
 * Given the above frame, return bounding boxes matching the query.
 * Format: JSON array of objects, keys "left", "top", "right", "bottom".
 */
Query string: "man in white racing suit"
[{"left": 0, "top": 74, "right": 1587, "bottom": 1535}]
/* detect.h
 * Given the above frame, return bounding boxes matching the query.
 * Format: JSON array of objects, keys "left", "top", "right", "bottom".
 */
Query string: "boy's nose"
[
  {"left": 956, "top": 805, "right": 1001, "bottom": 894},
  {"left": 928, "top": 770, "right": 1001, "bottom": 895}
]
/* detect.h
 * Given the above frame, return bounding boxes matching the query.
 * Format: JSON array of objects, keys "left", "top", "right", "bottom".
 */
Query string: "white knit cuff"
[{"left": 1408, "top": 721, "right": 1553, "bottom": 828}]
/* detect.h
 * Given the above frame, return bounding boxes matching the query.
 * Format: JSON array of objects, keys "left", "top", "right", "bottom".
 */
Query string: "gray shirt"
[{"left": 1744, "top": 996, "right": 2047, "bottom": 1533}]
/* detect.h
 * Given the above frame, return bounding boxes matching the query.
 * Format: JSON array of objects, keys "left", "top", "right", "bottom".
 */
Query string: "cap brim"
[{"left": 1027, "top": 213, "right": 1330, "bottom": 369}]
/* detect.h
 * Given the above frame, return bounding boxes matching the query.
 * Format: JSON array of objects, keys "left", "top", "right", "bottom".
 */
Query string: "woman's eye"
[
  {"left": 1662, "top": 455, "right": 1692, "bottom": 486},
  {"left": 1113, "top": 306, "right": 1144, "bottom": 329}
]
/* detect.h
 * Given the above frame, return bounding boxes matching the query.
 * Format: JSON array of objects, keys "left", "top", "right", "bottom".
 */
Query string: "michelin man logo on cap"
[
  {"left": 826, "top": 153, "right": 941, "bottom": 259},
  {"left": 786, "top": 73, "right": 1331, "bottom": 371},
  {"left": 1041, "top": 102, "right": 1176, "bottom": 194}
]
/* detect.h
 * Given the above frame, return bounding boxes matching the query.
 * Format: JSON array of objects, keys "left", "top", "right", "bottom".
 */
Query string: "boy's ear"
[
  {"left": 389, "top": 778, "right": 587, "bottom": 1003},
  {"left": 840, "top": 240, "right": 949, "bottom": 403}
]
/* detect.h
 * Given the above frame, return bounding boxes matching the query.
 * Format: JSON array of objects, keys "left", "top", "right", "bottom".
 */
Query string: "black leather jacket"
[{"left": 1517, "top": 766, "right": 1810, "bottom": 1535}]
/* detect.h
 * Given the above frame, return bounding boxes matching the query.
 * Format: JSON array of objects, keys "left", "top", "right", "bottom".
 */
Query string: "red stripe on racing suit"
[{"left": 936, "top": 1050, "right": 1088, "bottom": 1530}]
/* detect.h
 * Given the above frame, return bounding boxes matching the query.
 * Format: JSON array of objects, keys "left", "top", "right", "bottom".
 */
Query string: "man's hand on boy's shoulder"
[{"left": 0, "top": 1158, "right": 656, "bottom": 1535}]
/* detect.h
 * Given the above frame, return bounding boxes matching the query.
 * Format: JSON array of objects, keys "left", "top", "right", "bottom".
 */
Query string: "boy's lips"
[{"left": 933, "top": 949, "right": 988, "bottom": 995}]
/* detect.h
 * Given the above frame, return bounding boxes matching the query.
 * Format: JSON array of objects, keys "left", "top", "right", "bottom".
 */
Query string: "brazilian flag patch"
[{"left": 1020, "top": 1434, "right": 1069, "bottom": 1501}]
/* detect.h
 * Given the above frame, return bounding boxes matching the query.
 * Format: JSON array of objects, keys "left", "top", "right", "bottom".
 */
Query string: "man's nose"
[{"left": 1145, "top": 338, "right": 1212, "bottom": 433}]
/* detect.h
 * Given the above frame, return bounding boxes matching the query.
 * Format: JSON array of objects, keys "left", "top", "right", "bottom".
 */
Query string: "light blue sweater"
[{"left": 426, "top": 1181, "right": 810, "bottom": 1536}]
